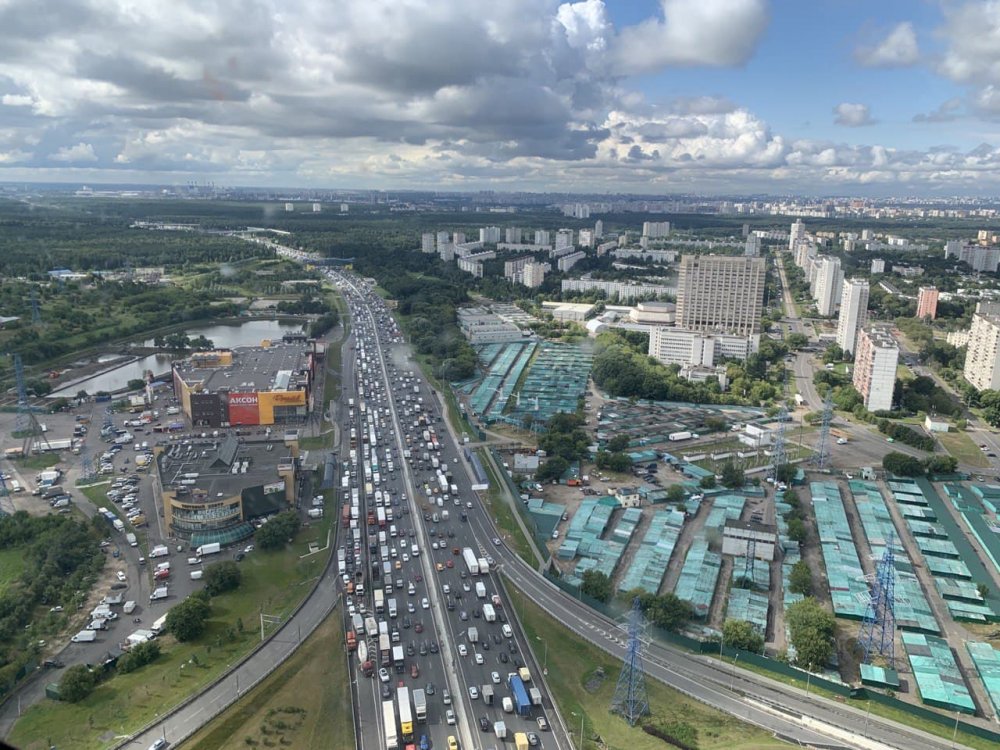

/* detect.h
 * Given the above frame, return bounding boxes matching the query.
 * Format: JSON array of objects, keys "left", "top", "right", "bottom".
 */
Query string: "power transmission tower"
[
  {"left": 103, "top": 406, "right": 114, "bottom": 433},
  {"left": 813, "top": 392, "right": 833, "bottom": 469},
  {"left": 610, "top": 597, "right": 650, "bottom": 726},
  {"left": 859, "top": 532, "right": 897, "bottom": 669},
  {"left": 742, "top": 535, "right": 757, "bottom": 588},
  {"left": 13, "top": 353, "right": 30, "bottom": 434},
  {"left": 79, "top": 442, "right": 95, "bottom": 483},
  {"left": 768, "top": 404, "right": 788, "bottom": 483}
]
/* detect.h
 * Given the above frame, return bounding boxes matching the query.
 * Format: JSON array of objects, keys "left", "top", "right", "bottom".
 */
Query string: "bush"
[
  {"left": 59, "top": 664, "right": 97, "bottom": 702},
  {"left": 166, "top": 593, "right": 212, "bottom": 642},
  {"left": 256, "top": 511, "right": 301, "bottom": 551},
  {"left": 117, "top": 640, "right": 161, "bottom": 674},
  {"left": 643, "top": 720, "right": 699, "bottom": 750},
  {"left": 204, "top": 560, "right": 243, "bottom": 596}
]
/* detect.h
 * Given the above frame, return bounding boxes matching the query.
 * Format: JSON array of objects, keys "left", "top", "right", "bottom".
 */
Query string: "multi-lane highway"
[{"left": 332, "top": 270, "right": 564, "bottom": 750}]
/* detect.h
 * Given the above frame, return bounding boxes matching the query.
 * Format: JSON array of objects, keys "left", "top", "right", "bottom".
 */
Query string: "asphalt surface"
[{"left": 332, "top": 269, "right": 565, "bottom": 750}]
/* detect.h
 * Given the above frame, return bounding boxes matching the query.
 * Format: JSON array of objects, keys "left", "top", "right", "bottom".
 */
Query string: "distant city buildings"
[
  {"left": 853, "top": 326, "right": 899, "bottom": 412},
  {"left": 563, "top": 203, "right": 590, "bottom": 219},
  {"left": 675, "top": 255, "right": 765, "bottom": 342},
  {"left": 744, "top": 234, "right": 761, "bottom": 257},
  {"left": 480, "top": 226, "right": 501, "bottom": 244},
  {"left": 578, "top": 229, "right": 595, "bottom": 248},
  {"left": 560, "top": 278, "right": 672, "bottom": 302},
  {"left": 789, "top": 219, "right": 805, "bottom": 250},
  {"left": 916, "top": 286, "right": 939, "bottom": 320},
  {"left": 642, "top": 221, "right": 671, "bottom": 239},
  {"left": 505, "top": 227, "right": 522, "bottom": 244},
  {"left": 534, "top": 229, "right": 550, "bottom": 246},
  {"left": 522, "top": 261, "right": 548, "bottom": 288},
  {"left": 555, "top": 229, "right": 574, "bottom": 250},
  {"left": 557, "top": 250, "right": 586, "bottom": 273},
  {"left": 836, "top": 279, "right": 869, "bottom": 355},
  {"left": 457, "top": 307, "right": 524, "bottom": 344},
  {"left": 421, "top": 232, "right": 435, "bottom": 253},
  {"left": 870, "top": 258, "right": 886, "bottom": 274},
  {"left": 945, "top": 240, "right": 1000, "bottom": 273}
]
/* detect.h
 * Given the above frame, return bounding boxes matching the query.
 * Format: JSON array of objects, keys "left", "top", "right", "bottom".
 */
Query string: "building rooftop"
[
  {"left": 862, "top": 325, "right": 899, "bottom": 349},
  {"left": 173, "top": 342, "right": 311, "bottom": 394},
  {"left": 157, "top": 436, "right": 293, "bottom": 502},
  {"left": 724, "top": 517, "right": 777, "bottom": 536}
]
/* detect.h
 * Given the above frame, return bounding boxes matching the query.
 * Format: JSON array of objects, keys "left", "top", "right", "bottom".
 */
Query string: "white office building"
[
  {"left": 421, "top": 233, "right": 436, "bottom": 253},
  {"left": 853, "top": 326, "right": 899, "bottom": 412},
  {"left": 945, "top": 241, "right": 1000, "bottom": 273},
  {"left": 594, "top": 220, "right": 603, "bottom": 239},
  {"left": 648, "top": 326, "right": 754, "bottom": 367},
  {"left": 642, "top": 221, "right": 670, "bottom": 239},
  {"left": 522, "top": 262, "right": 548, "bottom": 289},
  {"left": 871, "top": 258, "right": 885, "bottom": 274},
  {"left": 836, "top": 279, "right": 869, "bottom": 355},
  {"left": 534, "top": 229, "right": 550, "bottom": 246},
  {"left": 578, "top": 229, "right": 595, "bottom": 248},
  {"left": 557, "top": 251, "right": 586, "bottom": 272},
  {"left": 744, "top": 234, "right": 761, "bottom": 257},
  {"left": 479, "top": 226, "right": 501, "bottom": 244},
  {"left": 555, "top": 229, "right": 574, "bottom": 250},
  {"left": 789, "top": 219, "right": 805, "bottom": 250},
  {"left": 505, "top": 227, "right": 522, "bottom": 244},
  {"left": 964, "top": 311, "right": 1000, "bottom": 391},
  {"left": 813, "top": 256, "right": 843, "bottom": 317}
]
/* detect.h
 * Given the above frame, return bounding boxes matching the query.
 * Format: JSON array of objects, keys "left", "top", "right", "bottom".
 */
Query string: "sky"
[{"left": 3, "top": 0, "right": 1000, "bottom": 196}]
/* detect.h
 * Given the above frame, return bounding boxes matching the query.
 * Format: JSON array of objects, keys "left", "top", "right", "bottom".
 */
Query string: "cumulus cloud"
[
  {"left": 913, "top": 98, "right": 963, "bottom": 123},
  {"left": 855, "top": 22, "right": 919, "bottom": 67},
  {"left": 49, "top": 142, "right": 97, "bottom": 162},
  {"left": 610, "top": 0, "right": 769, "bottom": 75},
  {"left": 833, "top": 103, "right": 875, "bottom": 127}
]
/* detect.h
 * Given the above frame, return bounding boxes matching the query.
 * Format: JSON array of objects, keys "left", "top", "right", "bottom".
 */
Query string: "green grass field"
[
  {"left": 9, "top": 526, "right": 332, "bottom": 750},
  {"left": 13, "top": 453, "right": 62, "bottom": 471},
  {"left": 0, "top": 547, "right": 26, "bottom": 591},
  {"left": 477, "top": 449, "right": 538, "bottom": 566},
  {"left": 508, "top": 584, "right": 789, "bottom": 750},
  {"left": 936, "top": 429, "right": 990, "bottom": 468},
  {"left": 179, "top": 614, "right": 352, "bottom": 750}
]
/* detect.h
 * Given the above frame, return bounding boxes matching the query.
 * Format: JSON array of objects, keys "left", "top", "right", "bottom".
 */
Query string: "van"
[{"left": 411, "top": 544, "right": 420, "bottom": 557}]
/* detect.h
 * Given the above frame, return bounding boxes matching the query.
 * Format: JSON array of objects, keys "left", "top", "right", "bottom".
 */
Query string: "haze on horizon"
[{"left": 2, "top": 0, "right": 1000, "bottom": 196}]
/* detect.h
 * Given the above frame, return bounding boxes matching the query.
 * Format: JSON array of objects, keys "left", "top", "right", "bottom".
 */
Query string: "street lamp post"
[
  {"left": 730, "top": 653, "right": 739, "bottom": 692},
  {"left": 571, "top": 711, "right": 585, "bottom": 750},
  {"left": 536, "top": 635, "right": 548, "bottom": 675}
]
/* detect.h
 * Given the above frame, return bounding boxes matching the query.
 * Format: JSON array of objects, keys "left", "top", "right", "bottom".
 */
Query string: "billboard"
[
  {"left": 263, "top": 480, "right": 285, "bottom": 495},
  {"left": 258, "top": 390, "right": 306, "bottom": 424},
  {"left": 228, "top": 392, "right": 260, "bottom": 425}
]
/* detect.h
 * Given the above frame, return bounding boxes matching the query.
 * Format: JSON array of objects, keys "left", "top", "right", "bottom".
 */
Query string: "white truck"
[
  {"left": 190, "top": 570, "right": 204, "bottom": 580},
  {"left": 125, "top": 532, "right": 138, "bottom": 547},
  {"left": 196, "top": 542, "right": 221, "bottom": 556},
  {"left": 476, "top": 581, "right": 487, "bottom": 599},
  {"left": 123, "top": 600, "right": 136, "bottom": 615},
  {"left": 149, "top": 544, "right": 169, "bottom": 558},
  {"left": 149, "top": 586, "right": 169, "bottom": 601},
  {"left": 307, "top": 508, "right": 323, "bottom": 519},
  {"left": 483, "top": 603, "right": 496, "bottom": 622},
  {"left": 71, "top": 630, "right": 97, "bottom": 643}
]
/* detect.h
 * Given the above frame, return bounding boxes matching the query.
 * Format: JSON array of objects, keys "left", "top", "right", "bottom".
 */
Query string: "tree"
[
  {"left": 581, "top": 570, "right": 613, "bottom": 603},
  {"left": 699, "top": 475, "right": 717, "bottom": 490},
  {"left": 59, "top": 664, "right": 97, "bottom": 702},
  {"left": 117, "top": 640, "right": 161, "bottom": 673},
  {"left": 666, "top": 484, "right": 686, "bottom": 504},
  {"left": 787, "top": 517, "right": 807, "bottom": 543},
  {"left": 782, "top": 489, "right": 799, "bottom": 507},
  {"left": 923, "top": 455, "right": 958, "bottom": 475},
  {"left": 882, "top": 452, "right": 925, "bottom": 477},
  {"left": 632, "top": 591, "right": 694, "bottom": 632},
  {"left": 787, "top": 333, "right": 809, "bottom": 350},
  {"left": 776, "top": 463, "right": 797, "bottom": 485},
  {"left": 203, "top": 560, "right": 243, "bottom": 596},
  {"left": 535, "top": 456, "right": 569, "bottom": 483},
  {"left": 822, "top": 343, "right": 843, "bottom": 364},
  {"left": 127, "top": 379, "right": 146, "bottom": 391},
  {"left": 786, "top": 598, "right": 836, "bottom": 671},
  {"left": 788, "top": 560, "right": 813, "bottom": 596},
  {"left": 720, "top": 462, "right": 745, "bottom": 489},
  {"left": 722, "top": 619, "right": 764, "bottom": 653},
  {"left": 165, "top": 593, "right": 211, "bottom": 642},
  {"left": 978, "top": 583, "right": 990, "bottom": 599},
  {"left": 255, "top": 511, "right": 301, "bottom": 550},
  {"left": 607, "top": 434, "right": 630, "bottom": 453}
]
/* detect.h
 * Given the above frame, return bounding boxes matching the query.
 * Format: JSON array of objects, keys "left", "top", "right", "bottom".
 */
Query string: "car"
[
  {"left": 407, "top": 643, "right": 415, "bottom": 656},
  {"left": 537, "top": 716, "right": 549, "bottom": 730},
  {"left": 493, "top": 537, "right": 501, "bottom": 546},
  {"left": 445, "top": 559, "right": 454, "bottom": 568},
  {"left": 419, "top": 736, "right": 429, "bottom": 750},
  {"left": 469, "top": 686, "right": 479, "bottom": 700},
  {"left": 49, "top": 606, "right": 63, "bottom": 613},
  {"left": 148, "top": 740, "right": 167, "bottom": 750},
  {"left": 419, "top": 642, "right": 427, "bottom": 655},
  {"left": 442, "top": 687, "right": 450, "bottom": 704},
  {"left": 414, "top": 622, "right": 423, "bottom": 633},
  {"left": 462, "top": 582, "right": 471, "bottom": 592},
  {"left": 492, "top": 633, "right": 502, "bottom": 644},
  {"left": 430, "top": 641, "right": 439, "bottom": 654},
  {"left": 436, "top": 562, "right": 444, "bottom": 572},
  {"left": 111, "top": 582, "right": 127, "bottom": 590},
  {"left": 458, "top": 644, "right": 468, "bottom": 657},
  {"left": 481, "top": 640, "right": 489, "bottom": 651},
  {"left": 459, "top": 610, "right": 468, "bottom": 621},
  {"left": 116, "top": 571, "right": 127, "bottom": 582},
  {"left": 491, "top": 671, "right": 501, "bottom": 684},
  {"left": 445, "top": 708, "right": 456, "bottom": 725},
  {"left": 43, "top": 659, "right": 65, "bottom": 668},
  {"left": 407, "top": 601, "right": 416, "bottom": 613},
  {"left": 475, "top": 653, "right": 484, "bottom": 665},
  {"left": 527, "top": 733, "right": 540, "bottom": 746},
  {"left": 459, "top": 570, "right": 467, "bottom": 579},
  {"left": 447, "top": 737, "right": 458, "bottom": 750},
  {"left": 410, "top": 663, "right": 419, "bottom": 679},
  {"left": 426, "top": 682, "right": 435, "bottom": 695},
  {"left": 414, "top": 573, "right": 422, "bottom": 582},
  {"left": 473, "top": 609, "right": 480, "bottom": 619},
  {"left": 402, "top": 616, "right": 411, "bottom": 629},
  {"left": 443, "top": 583, "right": 451, "bottom": 594},
  {"left": 499, "top": 652, "right": 509, "bottom": 663},
  {"left": 421, "top": 597, "right": 429, "bottom": 609},
  {"left": 479, "top": 716, "right": 491, "bottom": 732},
  {"left": 381, "top": 682, "right": 391, "bottom": 700},
  {"left": 379, "top": 668, "right": 389, "bottom": 683}
]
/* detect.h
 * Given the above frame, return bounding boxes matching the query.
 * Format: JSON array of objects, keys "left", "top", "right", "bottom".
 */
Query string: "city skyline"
[{"left": 2, "top": 1, "right": 1000, "bottom": 194}]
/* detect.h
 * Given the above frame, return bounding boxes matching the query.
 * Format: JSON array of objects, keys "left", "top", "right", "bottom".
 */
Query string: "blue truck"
[{"left": 509, "top": 674, "right": 531, "bottom": 717}]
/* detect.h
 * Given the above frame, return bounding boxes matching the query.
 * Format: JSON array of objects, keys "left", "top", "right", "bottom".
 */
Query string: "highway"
[{"left": 333, "top": 271, "right": 565, "bottom": 750}]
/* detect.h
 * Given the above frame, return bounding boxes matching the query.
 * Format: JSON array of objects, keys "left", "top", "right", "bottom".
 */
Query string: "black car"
[
  {"left": 426, "top": 682, "right": 435, "bottom": 695},
  {"left": 492, "top": 633, "right": 501, "bottom": 644},
  {"left": 479, "top": 716, "right": 491, "bottom": 732},
  {"left": 407, "top": 643, "right": 415, "bottom": 656},
  {"left": 43, "top": 659, "right": 65, "bottom": 668},
  {"left": 481, "top": 640, "right": 489, "bottom": 651},
  {"left": 509, "top": 640, "right": 518, "bottom": 653},
  {"left": 403, "top": 616, "right": 411, "bottom": 629},
  {"left": 381, "top": 683, "right": 391, "bottom": 700},
  {"left": 499, "top": 652, "right": 509, "bottom": 664},
  {"left": 429, "top": 641, "right": 439, "bottom": 654}
]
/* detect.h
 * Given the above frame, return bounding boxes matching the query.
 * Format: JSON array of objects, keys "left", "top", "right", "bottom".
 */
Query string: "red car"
[
  {"left": 411, "top": 663, "right": 420, "bottom": 679},
  {"left": 415, "top": 622, "right": 424, "bottom": 633},
  {"left": 446, "top": 560, "right": 454, "bottom": 568}
]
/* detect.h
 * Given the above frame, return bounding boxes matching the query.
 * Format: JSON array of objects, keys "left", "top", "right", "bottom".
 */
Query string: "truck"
[
  {"left": 482, "top": 603, "right": 496, "bottom": 622},
  {"left": 374, "top": 589, "right": 385, "bottom": 614},
  {"left": 475, "top": 581, "right": 487, "bottom": 599},
  {"left": 71, "top": 630, "right": 97, "bottom": 643},
  {"left": 668, "top": 430, "right": 693, "bottom": 442},
  {"left": 388, "top": 598, "right": 397, "bottom": 618},
  {"left": 307, "top": 508, "right": 323, "bottom": 519},
  {"left": 412, "top": 687, "right": 427, "bottom": 722},
  {"left": 462, "top": 547, "right": 480, "bottom": 576},
  {"left": 149, "top": 544, "right": 169, "bottom": 558},
  {"left": 113, "top": 518, "right": 125, "bottom": 532},
  {"left": 481, "top": 683, "right": 495, "bottom": 705},
  {"left": 518, "top": 666, "right": 531, "bottom": 683},
  {"left": 382, "top": 700, "right": 398, "bottom": 750},
  {"left": 357, "top": 640, "right": 372, "bottom": 675},
  {"left": 393, "top": 644, "right": 405, "bottom": 672},
  {"left": 478, "top": 557, "right": 489, "bottom": 574},
  {"left": 467, "top": 626, "right": 479, "bottom": 643},
  {"left": 509, "top": 675, "right": 531, "bottom": 716},
  {"left": 397, "top": 686, "right": 414, "bottom": 741},
  {"left": 515, "top": 732, "right": 530, "bottom": 750},
  {"left": 123, "top": 600, "right": 136, "bottom": 615},
  {"left": 379, "top": 633, "right": 391, "bottom": 666},
  {"left": 149, "top": 586, "right": 169, "bottom": 601},
  {"left": 494, "top": 721, "right": 507, "bottom": 740},
  {"left": 196, "top": 542, "right": 221, "bottom": 556},
  {"left": 529, "top": 687, "right": 543, "bottom": 707},
  {"left": 190, "top": 570, "right": 203, "bottom": 580},
  {"left": 125, "top": 533, "right": 137, "bottom": 547},
  {"left": 347, "top": 629, "right": 357, "bottom": 652}
]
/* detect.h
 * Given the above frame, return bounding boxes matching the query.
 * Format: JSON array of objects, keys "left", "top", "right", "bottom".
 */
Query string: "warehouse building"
[{"left": 172, "top": 341, "right": 316, "bottom": 427}]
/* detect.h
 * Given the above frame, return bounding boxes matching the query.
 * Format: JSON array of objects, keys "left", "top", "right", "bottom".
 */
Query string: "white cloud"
[
  {"left": 833, "top": 102, "right": 875, "bottom": 127},
  {"left": 610, "top": 0, "right": 769, "bottom": 75},
  {"left": 49, "top": 142, "right": 97, "bottom": 162},
  {"left": 1, "top": 94, "right": 33, "bottom": 107},
  {"left": 937, "top": 1, "right": 1000, "bottom": 83},
  {"left": 856, "top": 22, "right": 919, "bottom": 67}
]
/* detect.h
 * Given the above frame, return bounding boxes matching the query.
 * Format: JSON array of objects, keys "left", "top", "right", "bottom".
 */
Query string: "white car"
[
  {"left": 379, "top": 668, "right": 389, "bottom": 683},
  {"left": 491, "top": 671, "right": 501, "bottom": 684},
  {"left": 469, "top": 686, "right": 479, "bottom": 700},
  {"left": 421, "top": 597, "right": 429, "bottom": 609},
  {"left": 458, "top": 644, "right": 467, "bottom": 657},
  {"left": 116, "top": 571, "right": 127, "bottom": 582},
  {"left": 475, "top": 653, "right": 484, "bottom": 665},
  {"left": 442, "top": 584, "right": 451, "bottom": 594}
]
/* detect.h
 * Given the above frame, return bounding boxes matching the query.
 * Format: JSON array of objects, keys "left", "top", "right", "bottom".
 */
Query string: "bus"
[
  {"left": 397, "top": 686, "right": 413, "bottom": 741},
  {"left": 382, "top": 700, "right": 398, "bottom": 750}
]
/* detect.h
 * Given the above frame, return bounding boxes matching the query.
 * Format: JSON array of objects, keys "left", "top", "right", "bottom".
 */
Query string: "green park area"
[
  {"left": 936, "top": 429, "right": 990, "bottom": 468},
  {"left": 508, "top": 584, "right": 789, "bottom": 750},
  {"left": 180, "top": 615, "right": 352, "bottom": 750},
  {"left": 9, "top": 523, "right": 332, "bottom": 750}
]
